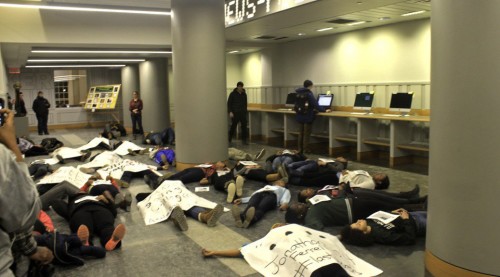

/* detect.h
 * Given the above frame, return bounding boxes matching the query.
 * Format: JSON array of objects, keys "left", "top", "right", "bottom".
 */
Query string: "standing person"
[
  {"left": 13, "top": 82, "right": 27, "bottom": 117},
  {"left": 32, "top": 91, "right": 51, "bottom": 135},
  {"left": 294, "top": 80, "right": 330, "bottom": 153},
  {"left": 227, "top": 81, "right": 248, "bottom": 144},
  {"left": 129, "top": 91, "right": 143, "bottom": 139}
]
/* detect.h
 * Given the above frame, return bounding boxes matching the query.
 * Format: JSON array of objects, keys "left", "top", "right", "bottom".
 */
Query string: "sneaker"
[
  {"left": 79, "top": 167, "right": 96, "bottom": 174},
  {"left": 200, "top": 204, "right": 224, "bottom": 227},
  {"left": 77, "top": 225, "right": 90, "bottom": 246},
  {"left": 277, "top": 165, "right": 289, "bottom": 184},
  {"left": 105, "top": 223, "right": 126, "bottom": 251},
  {"left": 170, "top": 206, "right": 188, "bottom": 231},
  {"left": 80, "top": 151, "right": 91, "bottom": 162},
  {"left": 55, "top": 154, "right": 65, "bottom": 164},
  {"left": 235, "top": 176, "right": 244, "bottom": 198},
  {"left": 226, "top": 182, "right": 236, "bottom": 203},
  {"left": 254, "top": 148, "right": 266, "bottom": 161},
  {"left": 243, "top": 207, "right": 255, "bottom": 228},
  {"left": 231, "top": 205, "right": 243, "bottom": 228}
]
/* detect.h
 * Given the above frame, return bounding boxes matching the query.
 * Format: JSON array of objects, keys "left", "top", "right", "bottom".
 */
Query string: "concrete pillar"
[
  {"left": 171, "top": 0, "right": 227, "bottom": 167},
  {"left": 426, "top": 1, "right": 500, "bottom": 276},
  {"left": 139, "top": 58, "right": 170, "bottom": 132},
  {"left": 121, "top": 65, "right": 139, "bottom": 128}
]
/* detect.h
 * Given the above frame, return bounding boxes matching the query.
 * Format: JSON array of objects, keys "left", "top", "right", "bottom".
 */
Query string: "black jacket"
[
  {"left": 227, "top": 88, "right": 247, "bottom": 114},
  {"left": 32, "top": 96, "right": 51, "bottom": 115}
]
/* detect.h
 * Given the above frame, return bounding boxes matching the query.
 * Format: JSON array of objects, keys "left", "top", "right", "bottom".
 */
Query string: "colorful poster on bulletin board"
[{"left": 84, "top": 84, "right": 121, "bottom": 110}]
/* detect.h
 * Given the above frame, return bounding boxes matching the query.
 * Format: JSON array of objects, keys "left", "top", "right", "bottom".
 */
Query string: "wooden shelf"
[
  {"left": 271, "top": 128, "right": 285, "bottom": 134},
  {"left": 311, "top": 133, "right": 329, "bottom": 139},
  {"left": 397, "top": 143, "right": 429, "bottom": 152},
  {"left": 335, "top": 134, "right": 357, "bottom": 143},
  {"left": 363, "top": 138, "right": 390, "bottom": 147}
]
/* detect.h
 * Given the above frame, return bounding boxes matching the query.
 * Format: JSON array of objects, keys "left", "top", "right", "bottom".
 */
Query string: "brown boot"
[{"left": 198, "top": 204, "right": 223, "bottom": 227}]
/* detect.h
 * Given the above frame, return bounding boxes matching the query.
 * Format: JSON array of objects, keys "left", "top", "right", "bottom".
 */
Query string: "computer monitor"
[
  {"left": 317, "top": 94, "right": 333, "bottom": 109},
  {"left": 285, "top": 92, "right": 297, "bottom": 107},
  {"left": 353, "top": 92, "right": 375, "bottom": 111},
  {"left": 389, "top": 92, "right": 413, "bottom": 113}
]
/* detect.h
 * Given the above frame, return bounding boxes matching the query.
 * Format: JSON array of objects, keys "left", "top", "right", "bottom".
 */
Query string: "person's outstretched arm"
[{"left": 202, "top": 248, "right": 242, "bottom": 258}]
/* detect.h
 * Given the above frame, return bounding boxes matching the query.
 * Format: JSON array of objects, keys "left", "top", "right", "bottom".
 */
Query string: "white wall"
[
  {"left": 0, "top": 45, "right": 7, "bottom": 99},
  {"left": 240, "top": 52, "right": 262, "bottom": 87},
  {"left": 226, "top": 54, "right": 241, "bottom": 88},
  {"left": 275, "top": 19, "right": 430, "bottom": 85}
]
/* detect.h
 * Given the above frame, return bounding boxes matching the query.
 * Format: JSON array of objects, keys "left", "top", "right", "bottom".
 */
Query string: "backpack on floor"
[{"left": 294, "top": 92, "right": 310, "bottom": 114}]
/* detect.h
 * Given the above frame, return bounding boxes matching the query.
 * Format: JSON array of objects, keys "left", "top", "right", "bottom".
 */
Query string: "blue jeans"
[
  {"left": 131, "top": 113, "right": 143, "bottom": 135},
  {"left": 287, "top": 160, "right": 318, "bottom": 176},
  {"left": 410, "top": 211, "right": 427, "bottom": 236},
  {"left": 186, "top": 206, "right": 207, "bottom": 220},
  {"left": 272, "top": 156, "right": 293, "bottom": 172}
]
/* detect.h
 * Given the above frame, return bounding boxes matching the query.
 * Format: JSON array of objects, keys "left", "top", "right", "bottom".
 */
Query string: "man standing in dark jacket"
[
  {"left": 32, "top": 91, "right": 51, "bottom": 135},
  {"left": 227, "top": 81, "right": 248, "bottom": 144},
  {"left": 294, "top": 80, "right": 330, "bottom": 153}
]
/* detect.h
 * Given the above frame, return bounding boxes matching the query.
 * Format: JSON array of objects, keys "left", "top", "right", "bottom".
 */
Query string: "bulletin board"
[{"left": 84, "top": 84, "right": 121, "bottom": 110}]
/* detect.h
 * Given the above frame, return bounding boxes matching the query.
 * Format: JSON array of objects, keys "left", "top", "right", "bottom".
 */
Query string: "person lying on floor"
[
  {"left": 264, "top": 149, "right": 307, "bottom": 173},
  {"left": 340, "top": 208, "right": 427, "bottom": 246},
  {"left": 297, "top": 183, "right": 424, "bottom": 205},
  {"left": 149, "top": 146, "right": 176, "bottom": 170},
  {"left": 231, "top": 179, "right": 290, "bottom": 228},
  {"left": 17, "top": 137, "right": 49, "bottom": 157},
  {"left": 29, "top": 161, "right": 54, "bottom": 180},
  {"left": 51, "top": 146, "right": 92, "bottom": 164},
  {"left": 285, "top": 191, "right": 426, "bottom": 231},
  {"left": 135, "top": 184, "right": 224, "bottom": 231},
  {"left": 230, "top": 161, "right": 287, "bottom": 184},
  {"left": 47, "top": 186, "right": 126, "bottom": 251},
  {"left": 142, "top": 127, "right": 175, "bottom": 146},
  {"left": 286, "top": 157, "right": 347, "bottom": 186},
  {"left": 339, "top": 169, "right": 390, "bottom": 190}
]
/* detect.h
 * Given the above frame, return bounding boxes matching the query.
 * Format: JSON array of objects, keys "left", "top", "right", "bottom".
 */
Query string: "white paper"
[
  {"left": 217, "top": 170, "right": 230, "bottom": 176},
  {"left": 195, "top": 164, "right": 212, "bottom": 168},
  {"left": 195, "top": 186, "right": 210, "bottom": 192},
  {"left": 318, "top": 158, "right": 336, "bottom": 163},
  {"left": 241, "top": 224, "right": 383, "bottom": 277},
  {"left": 308, "top": 194, "right": 331, "bottom": 205},
  {"left": 239, "top": 161, "right": 258, "bottom": 166},
  {"left": 51, "top": 147, "right": 83, "bottom": 159},
  {"left": 112, "top": 140, "right": 145, "bottom": 156},
  {"left": 77, "top": 137, "right": 110, "bottom": 151},
  {"left": 74, "top": 195, "right": 99, "bottom": 204},
  {"left": 79, "top": 151, "right": 122, "bottom": 169},
  {"left": 367, "top": 211, "right": 399, "bottom": 224},
  {"left": 37, "top": 166, "right": 92, "bottom": 187},
  {"left": 97, "top": 159, "right": 153, "bottom": 180},
  {"left": 33, "top": 157, "right": 60, "bottom": 165}
]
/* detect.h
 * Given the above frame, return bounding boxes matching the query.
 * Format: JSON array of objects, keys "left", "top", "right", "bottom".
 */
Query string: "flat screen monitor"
[
  {"left": 285, "top": 92, "right": 297, "bottom": 107},
  {"left": 389, "top": 92, "right": 413, "bottom": 112},
  {"left": 353, "top": 92, "right": 375, "bottom": 111},
  {"left": 317, "top": 94, "right": 333, "bottom": 109}
]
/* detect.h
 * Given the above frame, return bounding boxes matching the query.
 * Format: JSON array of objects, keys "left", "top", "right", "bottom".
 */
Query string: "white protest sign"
[
  {"left": 113, "top": 140, "right": 145, "bottom": 156},
  {"left": 241, "top": 224, "right": 383, "bottom": 277},
  {"left": 97, "top": 159, "right": 154, "bottom": 180},
  {"left": 79, "top": 151, "right": 123, "bottom": 170},
  {"left": 77, "top": 137, "right": 110, "bottom": 151},
  {"left": 37, "top": 166, "right": 92, "bottom": 188},
  {"left": 51, "top": 147, "right": 82, "bottom": 159}
]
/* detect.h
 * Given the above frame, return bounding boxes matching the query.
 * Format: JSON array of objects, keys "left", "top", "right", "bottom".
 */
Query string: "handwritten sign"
[
  {"left": 241, "top": 224, "right": 382, "bottom": 277},
  {"left": 79, "top": 151, "right": 123, "bottom": 170},
  {"left": 97, "top": 159, "right": 156, "bottom": 180},
  {"left": 113, "top": 140, "right": 145, "bottom": 156},
  {"left": 51, "top": 147, "right": 83, "bottom": 159},
  {"left": 37, "top": 166, "right": 92, "bottom": 188},
  {"left": 77, "top": 137, "right": 110, "bottom": 151}
]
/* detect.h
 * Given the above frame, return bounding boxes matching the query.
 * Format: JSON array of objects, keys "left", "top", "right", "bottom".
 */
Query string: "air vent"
[
  {"left": 327, "top": 18, "right": 357, "bottom": 24},
  {"left": 254, "top": 35, "right": 276, "bottom": 39},
  {"left": 273, "top": 37, "right": 288, "bottom": 40}
]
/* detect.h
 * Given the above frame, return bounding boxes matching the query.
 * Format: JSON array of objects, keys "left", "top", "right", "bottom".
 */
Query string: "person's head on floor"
[
  {"left": 236, "top": 81, "right": 244, "bottom": 93},
  {"left": 303, "top": 79, "right": 313, "bottom": 89},
  {"left": 285, "top": 202, "right": 309, "bottom": 225},
  {"left": 214, "top": 161, "right": 226, "bottom": 170},
  {"left": 340, "top": 220, "right": 375, "bottom": 247},
  {"left": 298, "top": 188, "right": 316, "bottom": 203},
  {"left": 335, "top": 157, "right": 348, "bottom": 169},
  {"left": 373, "top": 173, "right": 390, "bottom": 190}
]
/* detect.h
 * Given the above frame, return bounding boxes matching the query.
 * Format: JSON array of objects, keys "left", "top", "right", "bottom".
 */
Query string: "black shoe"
[
  {"left": 38, "top": 132, "right": 43, "bottom": 135},
  {"left": 400, "top": 184, "right": 420, "bottom": 199},
  {"left": 55, "top": 154, "right": 65, "bottom": 164}
]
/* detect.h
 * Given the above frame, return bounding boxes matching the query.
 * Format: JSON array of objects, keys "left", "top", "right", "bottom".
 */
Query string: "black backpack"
[{"left": 294, "top": 92, "right": 310, "bottom": 114}]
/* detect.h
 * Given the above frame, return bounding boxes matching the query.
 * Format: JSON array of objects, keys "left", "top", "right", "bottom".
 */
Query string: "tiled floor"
[{"left": 25, "top": 128, "right": 429, "bottom": 277}]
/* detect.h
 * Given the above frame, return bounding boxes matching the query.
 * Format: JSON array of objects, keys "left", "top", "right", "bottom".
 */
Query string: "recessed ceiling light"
[
  {"left": 0, "top": 3, "right": 170, "bottom": 15},
  {"left": 27, "top": 59, "right": 146, "bottom": 62},
  {"left": 379, "top": 17, "right": 391, "bottom": 21},
  {"left": 26, "top": 65, "right": 126, "bottom": 68},
  {"left": 229, "top": 50, "right": 240, "bottom": 54},
  {"left": 347, "top": 21, "right": 367, "bottom": 26},
  {"left": 297, "top": 33, "right": 306, "bottom": 36},
  {"left": 31, "top": 50, "right": 171, "bottom": 54},
  {"left": 316, "top": 27, "right": 333, "bottom": 32},
  {"left": 401, "top": 10, "right": 426, "bottom": 17}
]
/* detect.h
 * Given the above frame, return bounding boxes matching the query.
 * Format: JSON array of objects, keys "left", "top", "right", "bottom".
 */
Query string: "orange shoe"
[
  {"left": 105, "top": 224, "right": 126, "bottom": 251},
  {"left": 77, "top": 225, "right": 90, "bottom": 246}
]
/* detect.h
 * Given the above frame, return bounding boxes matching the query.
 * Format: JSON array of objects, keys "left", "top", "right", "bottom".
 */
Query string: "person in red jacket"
[{"left": 129, "top": 91, "right": 143, "bottom": 139}]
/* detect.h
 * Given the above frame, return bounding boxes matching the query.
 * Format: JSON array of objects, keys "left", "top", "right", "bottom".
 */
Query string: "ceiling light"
[
  {"left": 26, "top": 65, "right": 126, "bottom": 68},
  {"left": 297, "top": 33, "right": 306, "bottom": 36},
  {"left": 316, "top": 27, "right": 333, "bottom": 32},
  {"left": 0, "top": 3, "right": 170, "bottom": 15},
  {"left": 347, "top": 21, "right": 367, "bottom": 26},
  {"left": 28, "top": 59, "right": 146, "bottom": 62},
  {"left": 401, "top": 10, "right": 426, "bottom": 17},
  {"left": 229, "top": 50, "right": 240, "bottom": 54},
  {"left": 31, "top": 50, "right": 171, "bottom": 54},
  {"left": 379, "top": 17, "right": 391, "bottom": 21}
]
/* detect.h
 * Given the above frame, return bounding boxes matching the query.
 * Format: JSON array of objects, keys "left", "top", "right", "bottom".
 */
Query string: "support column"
[
  {"left": 171, "top": 0, "right": 227, "bottom": 168},
  {"left": 426, "top": 1, "right": 500, "bottom": 276},
  {"left": 139, "top": 58, "right": 170, "bottom": 132},
  {"left": 121, "top": 65, "right": 139, "bottom": 128}
]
